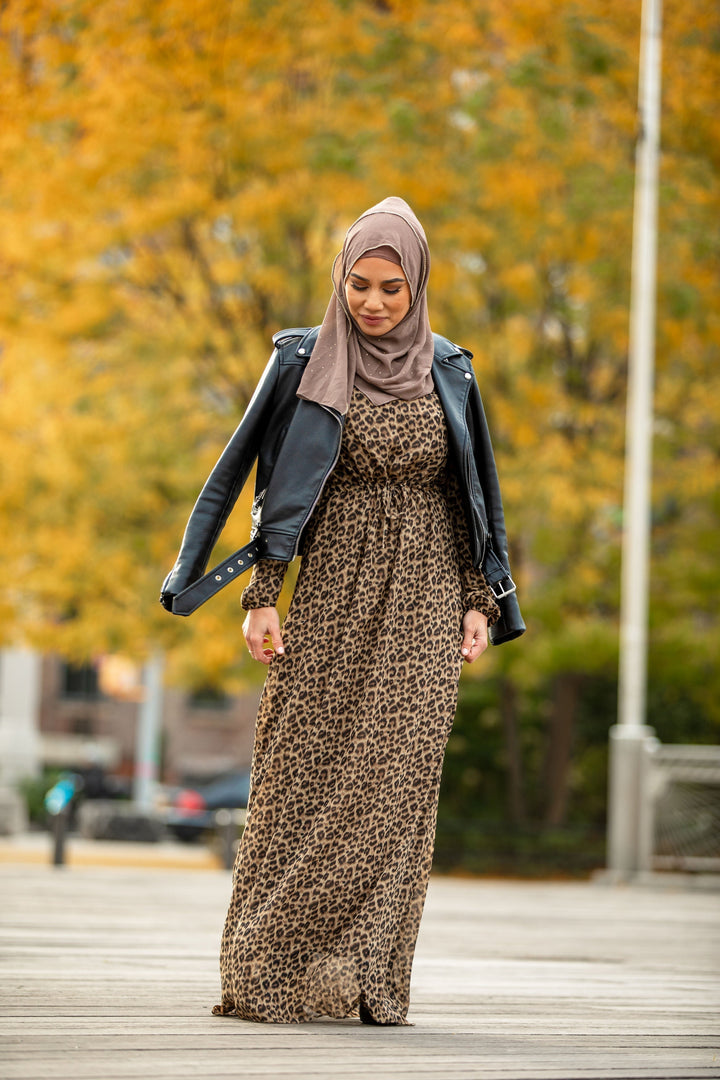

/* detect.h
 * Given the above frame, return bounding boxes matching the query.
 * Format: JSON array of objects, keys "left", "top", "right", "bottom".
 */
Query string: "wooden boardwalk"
[{"left": 1, "top": 861, "right": 718, "bottom": 1079}]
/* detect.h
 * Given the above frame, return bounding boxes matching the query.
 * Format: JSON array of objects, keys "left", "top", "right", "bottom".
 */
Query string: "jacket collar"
[{"left": 432, "top": 333, "right": 473, "bottom": 364}]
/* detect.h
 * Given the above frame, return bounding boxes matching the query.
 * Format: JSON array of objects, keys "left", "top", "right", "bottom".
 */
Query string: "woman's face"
[{"left": 345, "top": 256, "right": 412, "bottom": 336}]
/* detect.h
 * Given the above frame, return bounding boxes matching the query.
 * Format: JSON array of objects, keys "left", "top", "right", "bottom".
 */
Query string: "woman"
[{"left": 161, "top": 197, "right": 524, "bottom": 1025}]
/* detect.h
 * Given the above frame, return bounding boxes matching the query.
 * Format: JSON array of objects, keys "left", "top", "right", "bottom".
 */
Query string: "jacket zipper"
[
  {"left": 291, "top": 407, "right": 344, "bottom": 559},
  {"left": 463, "top": 443, "right": 488, "bottom": 567},
  {"left": 449, "top": 357, "right": 489, "bottom": 569}
]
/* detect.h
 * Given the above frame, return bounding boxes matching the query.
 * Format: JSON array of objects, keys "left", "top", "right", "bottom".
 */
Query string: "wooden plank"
[{"left": 0, "top": 865, "right": 718, "bottom": 1079}]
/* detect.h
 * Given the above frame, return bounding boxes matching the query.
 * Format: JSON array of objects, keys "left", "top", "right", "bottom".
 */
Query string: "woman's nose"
[{"left": 364, "top": 291, "right": 383, "bottom": 310}]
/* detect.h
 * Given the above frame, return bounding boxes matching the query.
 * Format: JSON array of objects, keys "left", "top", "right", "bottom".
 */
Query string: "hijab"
[{"left": 297, "top": 196, "right": 434, "bottom": 414}]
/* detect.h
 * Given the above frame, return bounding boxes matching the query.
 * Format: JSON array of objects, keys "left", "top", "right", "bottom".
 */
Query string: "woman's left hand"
[{"left": 460, "top": 609, "right": 489, "bottom": 663}]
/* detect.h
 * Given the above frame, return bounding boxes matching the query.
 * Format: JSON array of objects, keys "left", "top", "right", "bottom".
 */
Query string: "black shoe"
[{"left": 359, "top": 999, "right": 381, "bottom": 1025}]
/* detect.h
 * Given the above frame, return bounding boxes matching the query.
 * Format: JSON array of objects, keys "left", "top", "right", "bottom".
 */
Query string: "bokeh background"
[{"left": 1, "top": 0, "right": 718, "bottom": 872}]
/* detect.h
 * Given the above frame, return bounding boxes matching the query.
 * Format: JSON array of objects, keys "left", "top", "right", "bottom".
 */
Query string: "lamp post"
[{"left": 607, "top": 0, "right": 662, "bottom": 877}]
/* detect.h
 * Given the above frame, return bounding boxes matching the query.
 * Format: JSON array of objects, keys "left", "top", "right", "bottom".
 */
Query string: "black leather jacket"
[{"left": 161, "top": 327, "right": 525, "bottom": 645}]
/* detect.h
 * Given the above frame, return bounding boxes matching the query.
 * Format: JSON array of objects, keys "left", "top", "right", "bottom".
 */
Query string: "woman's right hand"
[{"left": 242, "top": 607, "right": 285, "bottom": 665}]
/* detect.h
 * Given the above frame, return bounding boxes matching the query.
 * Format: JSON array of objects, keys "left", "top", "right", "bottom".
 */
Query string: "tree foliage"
[{"left": 1, "top": 0, "right": 718, "bottom": 750}]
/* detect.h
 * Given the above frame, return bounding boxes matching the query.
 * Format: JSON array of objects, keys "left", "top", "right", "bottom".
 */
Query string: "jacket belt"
[
  {"left": 171, "top": 539, "right": 262, "bottom": 616},
  {"left": 172, "top": 536, "right": 516, "bottom": 617},
  {"left": 481, "top": 546, "right": 517, "bottom": 600}
]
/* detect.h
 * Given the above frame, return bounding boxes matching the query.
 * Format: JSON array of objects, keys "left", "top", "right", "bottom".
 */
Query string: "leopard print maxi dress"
[{"left": 212, "top": 389, "right": 499, "bottom": 1025}]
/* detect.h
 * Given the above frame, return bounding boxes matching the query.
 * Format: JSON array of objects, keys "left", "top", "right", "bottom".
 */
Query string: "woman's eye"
[
  {"left": 383, "top": 288, "right": 401, "bottom": 295},
  {"left": 350, "top": 284, "right": 368, "bottom": 292}
]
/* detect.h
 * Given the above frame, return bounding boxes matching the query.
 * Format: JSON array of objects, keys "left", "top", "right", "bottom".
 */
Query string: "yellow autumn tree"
[{"left": 0, "top": 0, "right": 718, "bottom": 712}]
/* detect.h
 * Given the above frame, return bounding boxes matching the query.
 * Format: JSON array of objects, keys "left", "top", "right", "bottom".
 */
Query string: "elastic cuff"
[
  {"left": 240, "top": 559, "right": 288, "bottom": 610},
  {"left": 463, "top": 589, "right": 501, "bottom": 626}
]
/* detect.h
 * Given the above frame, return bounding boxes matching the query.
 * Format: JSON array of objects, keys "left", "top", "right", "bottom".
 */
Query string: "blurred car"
[{"left": 164, "top": 769, "right": 251, "bottom": 842}]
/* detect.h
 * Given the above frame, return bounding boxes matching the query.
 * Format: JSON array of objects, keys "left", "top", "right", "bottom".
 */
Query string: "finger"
[
  {"left": 244, "top": 629, "right": 269, "bottom": 663},
  {"left": 242, "top": 627, "right": 260, "bottom": 662},
  {"left": 260, "top": 619, "right": 284, "bottom": 661},
  {"left": 252, "top": 632, "right": 278, "bottom": 664},
  {"left": 461, "top": 611, "right": 489, "bottom": 663},
  {"left": 464, "top": 631, "right": 488, "bottom": 663},
  {"left": 460, "top": 624, "right": 477, "bottom": 658},
  {"left": 260, "top": 630, "right": 284, "bottom": 664},
  {"left": 243, "top": 609, "right": 271, "bottom": 658},
  {"left": 243, "top": 611, "right": 284, "bottom": 664},
  {"left": 248, "top": 626, "right": 273, "bottom": 664}
]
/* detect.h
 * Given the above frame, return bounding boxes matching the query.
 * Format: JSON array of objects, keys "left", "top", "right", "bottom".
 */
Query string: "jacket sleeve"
[
  {"left": 160, "top": 351, "right": 281, "bottom": 608},
  {"left": 445, "top": 472, "right": 500, "bottom": 624},
  {"left": 241, "top": 559, "right": 288, "bottom": 610},
  {"left": 467, "top": 379, "right": 526, "bottom": 646}
]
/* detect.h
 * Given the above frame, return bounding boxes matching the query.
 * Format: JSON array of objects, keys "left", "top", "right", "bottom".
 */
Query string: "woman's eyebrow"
[{"left": 349, "top": 272, "right": 406, "bottom": 284}]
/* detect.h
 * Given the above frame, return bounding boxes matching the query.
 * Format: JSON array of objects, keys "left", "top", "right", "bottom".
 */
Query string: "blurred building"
[{"left": 0, "top": 648, "right": 260, "bottom": 786}]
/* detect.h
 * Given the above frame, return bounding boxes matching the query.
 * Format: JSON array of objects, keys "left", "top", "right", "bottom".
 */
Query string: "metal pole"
[
  {"left": 607, "top": 0, "right": 662, "bottom": 877},
  {"left": 134, "top": 653, "right": 164, "bottom": 814},
  {"left": 51, "top": 807, "right": 69, "bottom": 867},
  {"left": 618, "top": 0, "right": 662, "bottom": 729}
]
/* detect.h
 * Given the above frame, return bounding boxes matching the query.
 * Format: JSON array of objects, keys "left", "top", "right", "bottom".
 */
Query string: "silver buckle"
[{"left": 489, "top": 575, "right": 516, "bottom": 600}]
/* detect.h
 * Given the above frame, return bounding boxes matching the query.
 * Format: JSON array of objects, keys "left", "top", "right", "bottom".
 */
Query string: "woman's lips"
[{"left": 360, "top": 315, "right": 385, "bottom": 324}]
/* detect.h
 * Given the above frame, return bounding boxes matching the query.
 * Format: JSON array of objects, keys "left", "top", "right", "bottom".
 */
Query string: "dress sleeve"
[
  {"left": 444, "top": 471, "right": 501, "bottom": 625},
  {"left": 240, "top": 558, "right": 288, "bottom": 610}
]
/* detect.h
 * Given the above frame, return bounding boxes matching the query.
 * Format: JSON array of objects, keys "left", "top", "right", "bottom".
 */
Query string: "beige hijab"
[{"left": 297, "top": 197, "right": 434, "bottom": 414}]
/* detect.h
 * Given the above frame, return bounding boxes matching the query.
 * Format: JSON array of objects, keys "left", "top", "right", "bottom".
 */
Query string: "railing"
[{"left": 639, "top": 742, "right": 720, "bottom": 873}]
